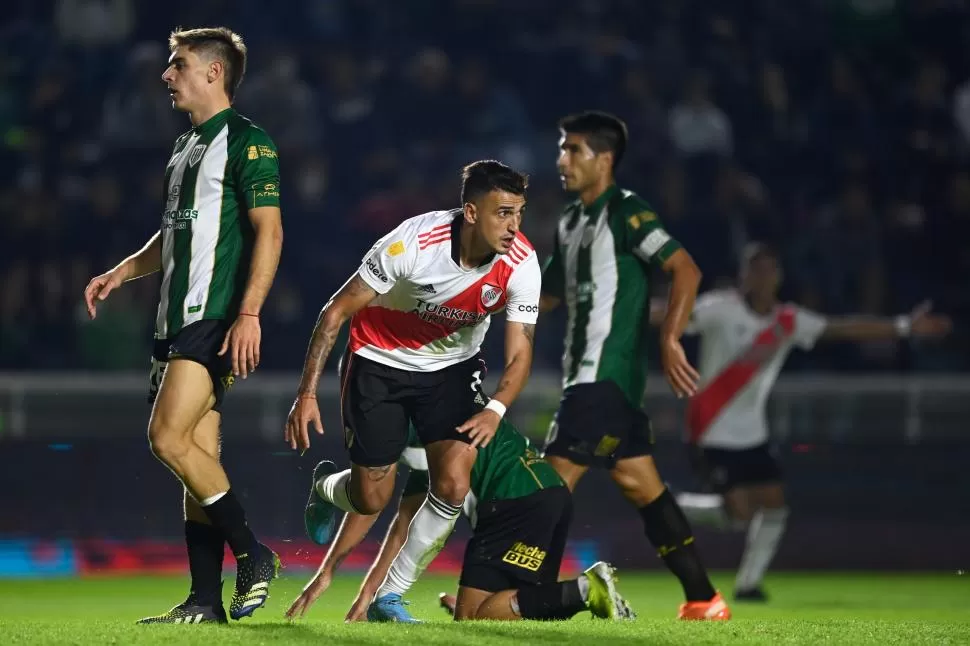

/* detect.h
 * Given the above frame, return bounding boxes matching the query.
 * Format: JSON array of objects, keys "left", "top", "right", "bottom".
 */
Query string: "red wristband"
[{"left": 239, "top": 312, "right": 259, "bottom": 318}]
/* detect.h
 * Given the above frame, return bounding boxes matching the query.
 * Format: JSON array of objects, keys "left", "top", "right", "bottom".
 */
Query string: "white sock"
[
  {"left": 735, "top": 507, "right": 789, "bottom": 591},
  {"left": 377, "top": 493, "right": 461, "bottom": 598},
  {"left": 315, "top": 469, "right": 364, "bottom": 514},
  {"left": 676, "top": 492, "right": 732, "bottom": 530}
]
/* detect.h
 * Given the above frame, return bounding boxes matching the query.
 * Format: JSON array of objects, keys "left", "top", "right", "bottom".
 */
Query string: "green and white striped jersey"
[
  {"left": 542, "top": 185, "right": 681, "bottom": 406},
  {"left": 156, "top": 108, "right": 281, "bottom": 339}
]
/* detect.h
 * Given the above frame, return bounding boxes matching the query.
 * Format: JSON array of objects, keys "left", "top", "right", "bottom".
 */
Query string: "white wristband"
[
  {"left": 484, "top": 399, "right": 507, "bottom": 418},
  {"left": 895, "top": 315, "right": 912, "bottom": 337}
]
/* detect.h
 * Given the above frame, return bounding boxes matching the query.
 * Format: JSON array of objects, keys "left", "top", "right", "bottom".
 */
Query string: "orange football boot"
[{"left": 677, "top": 592, "right": 732, "bottom": 620}]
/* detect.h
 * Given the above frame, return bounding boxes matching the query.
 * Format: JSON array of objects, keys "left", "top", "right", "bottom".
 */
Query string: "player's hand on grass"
[
  {"left": 285, "top": 568, "right": 333, "bottom": 620},
  {"left": 909, "top": 300, "right": 953, "bottom": 338},
  {"left": 456, "top": 409, "right": 500, "bottom": 449},
  {"left": 660, "top": 337, "right": 700, "bottom": 398},
  {"left": 345, "top": 587, "right": 377, "bottom": 623},
  {"left": 218, "top": 314, "right": 261, "bottom": 378},
  {"left": 83, "top": 270, "right": 125, "bottom": 320},
  {"left": 286, "top": 394, "right": 323, "bottom": 451}
]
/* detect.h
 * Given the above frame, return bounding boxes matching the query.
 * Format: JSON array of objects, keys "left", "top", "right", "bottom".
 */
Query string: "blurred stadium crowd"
[{"left": 1, "top": 0, "right": 968, "bottom": 372}]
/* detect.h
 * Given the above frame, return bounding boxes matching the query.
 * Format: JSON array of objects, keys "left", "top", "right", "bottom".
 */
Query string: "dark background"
[{"left": 1, "top": 0, "right": 968, "bottom": 574}]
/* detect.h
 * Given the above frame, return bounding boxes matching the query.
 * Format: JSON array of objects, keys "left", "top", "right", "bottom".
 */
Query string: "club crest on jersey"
[
  {"left": 188, "top": 144, "right": 207, "bottom": 167},
  {"left": 481, "top": 284, "right": 503, "bottom": 309}
]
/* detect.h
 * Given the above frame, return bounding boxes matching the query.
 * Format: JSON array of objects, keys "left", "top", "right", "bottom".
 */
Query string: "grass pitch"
[{"left": 1, "top": 572, "right": 967, "bottom": 645}]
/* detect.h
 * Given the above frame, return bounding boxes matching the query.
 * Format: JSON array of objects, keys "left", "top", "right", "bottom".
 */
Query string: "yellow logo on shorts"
[
  {"left": 502, "top": 541, "right": 546, "bottom": 572},
  {"left": 221, "top": 374, "right": 235, "bottom": 391},
  {"left": 386, "top": 240, "right": 405, "bottom": 257},
  {"left": 594, "top": 435, "right": 620, "bottom": 457}
]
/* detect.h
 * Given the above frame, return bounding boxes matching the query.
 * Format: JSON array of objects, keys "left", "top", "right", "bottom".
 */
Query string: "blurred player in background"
[
  {"left": 285, "top": 161, "right": 541, "bottom": 621},
  {"left": 539, "top": 111, "right": 729, "bottom": 620},
  {"left": 668, "top": 242, "right": 952, "bottom": 601},
  {"left": 83, "top": 27, "right": 284, "bottom": 623},
  {"left": 286, "top": 422, "right": 633, "bottom": 623}
]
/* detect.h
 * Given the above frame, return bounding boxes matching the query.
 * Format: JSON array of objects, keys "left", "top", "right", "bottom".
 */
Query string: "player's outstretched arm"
[
  {"left": 820, "top": 301, "right": 952, "bottom": 342},
  {"left": 285, "top": 509, "right": 382, "bottom": 620},
  {"left": 285, "top": 274, "right": 379, "bottom": 451},
  {"left": 83, "top": 231, "right": 161, "bottom": 320},
  {"left": 658, "top": 249, "right": 702, "bottom": 397},
  {"left": 217, "top": 206, "right": 284, "bottom": 379},
  {"left": 345, "top": 493, "right": 425, "bottom": 622}
]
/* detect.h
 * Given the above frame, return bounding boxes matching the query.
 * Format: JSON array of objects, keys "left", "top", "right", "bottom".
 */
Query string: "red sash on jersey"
[
  {"left": 685, "top": 306, "right": 796, "bottom": 444},
  {"left": 349, "top": 261, "right": 512, "bottom": 353}
]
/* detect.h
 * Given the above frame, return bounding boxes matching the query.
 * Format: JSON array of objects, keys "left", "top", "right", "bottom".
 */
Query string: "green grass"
[{"left": 1, "top": 572, "right": 968, "bottom": 645}]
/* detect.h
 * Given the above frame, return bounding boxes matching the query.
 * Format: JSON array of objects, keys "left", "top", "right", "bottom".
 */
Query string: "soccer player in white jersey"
[
  {"left": 540, "top": 111, "right": 729, "bottom": 621},
  {"left": 668, "top": 242, "right": 952, "bottom": 601},
  {"left": 285, "top": 160, "right": 541, "bottom": 622},
  {"left": 82, "top": 27, "right": 284, "bottom": 623}
]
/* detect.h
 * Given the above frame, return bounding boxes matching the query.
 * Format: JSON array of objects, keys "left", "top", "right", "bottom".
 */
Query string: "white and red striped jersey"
[
  {"left": 350, "top": 209, "right": 541, "bottom": 372},
  {"left": 684, "top": 289, "right": 827, "bottom": 449}
]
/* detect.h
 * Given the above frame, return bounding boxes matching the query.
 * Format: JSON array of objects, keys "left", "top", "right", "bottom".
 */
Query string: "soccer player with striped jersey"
[
  {"left": 665, "top": 242, "right": 951, "bottom": 601},
  {"left": 540, "top": 111, "right": 729, "bottom": 620},
  {"left": 83, "top": 27, "right": 283, "bottom": 623},
  {"left": 286, "top": 422, "right": 633, "bottom": 623},
  {"left": 285, "top": 160, "right": 541, "bottom": 621}
]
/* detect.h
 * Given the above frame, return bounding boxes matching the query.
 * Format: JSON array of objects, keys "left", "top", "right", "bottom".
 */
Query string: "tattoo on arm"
[
  {"left": 521, "top": 323, "right": 535, "bottom": 348},
  {"left": 365, "top": 465, "right": 394, "bottom": 481},
  {"left": 298, "top": 308, "right": 341, "bottom": 394},
  {"left": 345, "top": 274, "right": 375, "bottom": 298},
  {"left": 298, "top": 275, "right": 376, "bottom": 395},
  {"left": 493, "top": 323, "right": 536, "bottom": 399}
]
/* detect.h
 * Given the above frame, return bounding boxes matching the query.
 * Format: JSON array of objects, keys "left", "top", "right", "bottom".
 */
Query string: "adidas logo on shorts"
[{"left": 417, "top": 284, "right": 437, "bottom": 294}]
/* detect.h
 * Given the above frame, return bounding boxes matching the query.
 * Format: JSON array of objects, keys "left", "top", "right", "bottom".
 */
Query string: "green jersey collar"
[
  {"left": 582, "top": 184, "right": 619, "bottom": 218},
  {"left": 193, "top": 107, "right": 234, "bottom": 135}
]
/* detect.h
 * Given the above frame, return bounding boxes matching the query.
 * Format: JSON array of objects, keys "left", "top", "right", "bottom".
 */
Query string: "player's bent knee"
[
  {"left": 611, "top": 472, "right": 662, "bottom": 506},
  {"left": 348, "top": 468, "right": 396, "bottom": 515},
  {"left": 544, "top": 455, "right": 586, "bottom": 491},
  {"left": 430, "top": 473, "right": 470, "bottom": 507},
  {"left": 350, "top": 484, "right": 391, "bottom": 515},
  {"left": 757, "top": 483, "right": 786, "bottom": 509},
  {"left": 147, "top": 423, "right": 192, "bottom": 464},
  {"left": 611, "top": 457, "right": 665, "bottom": 506}
]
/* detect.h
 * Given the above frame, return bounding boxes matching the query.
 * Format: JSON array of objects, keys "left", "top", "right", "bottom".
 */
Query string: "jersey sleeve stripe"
[
  {"left": 418, "top": 223, "right": 451, "bottom": 240},
  {"left": 511, "top": 240, "right": 532, "bottom": 262},
  {"left": 513, "top": 232, "right": 534, "bottom": 251},
  {"left": 418, "top": 232, "right": 451, "bottom": 249},
  {"left": 685, "top": 308, "right": 796, "bottom": 443}
]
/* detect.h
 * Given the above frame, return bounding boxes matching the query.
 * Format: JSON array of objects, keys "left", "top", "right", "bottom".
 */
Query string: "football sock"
[
  {"left": 185, "top": 520, "right": 225, "bottom": 606},
  {"left": 316, "top": 469, "right": 365, "bottom": 514},
  {"left": 377, "top": 493, "right": 461, "bottom": 598},
  {"left": 514, "top": 579, "right": 587, "bottom": 620},
  {"left": 200, "top": 489, "right": 258, "bottom": 559},
  {"left": 638, "top": 489, "right": 718, "bottom": 602},
  {"left": 736, "top": 507, "right": 789, "bottom": 591}
]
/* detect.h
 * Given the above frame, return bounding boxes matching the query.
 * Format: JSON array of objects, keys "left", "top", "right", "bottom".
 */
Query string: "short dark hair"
[
  {"left": 460, "top": 160, "right": 529, "bottom": 205},
  {"left": 558, "top": 111, "right": 629, "bottom": 169},
  {"left": 169, "top": 26, "right": 248, "bottom": 100}
]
